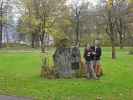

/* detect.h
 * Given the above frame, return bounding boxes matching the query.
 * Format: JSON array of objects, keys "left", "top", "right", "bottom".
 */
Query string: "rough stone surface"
[
  {"left": 53, "top": 47, "right": 81, "bottom": 78},
  {"left": 53, "top": 47, "right": 73, "bottom": 78}
]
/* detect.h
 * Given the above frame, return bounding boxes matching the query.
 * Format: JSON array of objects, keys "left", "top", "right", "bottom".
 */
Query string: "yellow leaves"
[
  {"left": 128, "top": 0, "right": 133, "bottom": 11},
  {"left": 50, "top": 28, "right": 66, "bottom": 39},
  {"left": 18, "top": 15, "right": 40, "bottom": 34},
  {"left": 63, "top": 19, "right": 72, "bottom": 26},
  {"left": 128, "top": 0, "right": 133, "bottom": 33},
  {"left": 129, "top": 8, "right": 133, "bottom": 13},
  {"left": 18, "top": 0, "right": 66, "bottom": 38},
  {"left": 0, "top": 16, "right": 7, "bottom": 23},
  {"left": 22, "top": 15, "right": 38, "bottom": 26},
  {"left": 128, "top": 0, "right": 133, "bottom": 3},
  {"left": 21, "top": 0, "right": 33, "bottom": 8},
  {"left": 108, "top": 0, "right": 113, "bottom": 9}
]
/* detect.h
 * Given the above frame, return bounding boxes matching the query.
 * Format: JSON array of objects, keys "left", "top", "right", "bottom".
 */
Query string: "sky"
[
  {"left": 90, "top": 0, "right": 99, "bottom": 5},
  {"left": 67, "top": 0, "right": 99, "bottom": 5},
  {"left": 13, "top": 0, "right": 100, "bottom": 24}
]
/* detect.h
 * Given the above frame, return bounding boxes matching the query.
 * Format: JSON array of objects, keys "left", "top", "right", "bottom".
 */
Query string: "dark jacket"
[
  {"left": 71, "top": 47, "right": 80, "bottom": 63},
  {"left": 84, "top": 47, "right": 95, "bottom": 61},
  {"left": 95, "top": 47, "right": 102, "bottom": 60}
]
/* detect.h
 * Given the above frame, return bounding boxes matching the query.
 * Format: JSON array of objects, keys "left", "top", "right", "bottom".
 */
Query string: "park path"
[{"left": 0, "top": 95, "right": 33, "bottom": 100}]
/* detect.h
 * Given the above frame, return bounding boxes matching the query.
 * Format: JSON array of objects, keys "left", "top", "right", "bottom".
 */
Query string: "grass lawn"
[{"left": 0, "top": 47, "right": 133, "bottom": 100}]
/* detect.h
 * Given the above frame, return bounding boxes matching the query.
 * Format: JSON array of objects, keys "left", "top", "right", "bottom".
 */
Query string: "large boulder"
[
  {"left": 53, "top": 39, "right": 81, "bottom": 78},
  {"left": 53, "top": 47, "right": 73, "bottom": 78}
]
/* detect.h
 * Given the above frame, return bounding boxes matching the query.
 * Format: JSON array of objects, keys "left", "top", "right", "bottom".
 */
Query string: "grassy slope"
[{"left": 0, "top": 48, "right": 133, "bottom": 100}]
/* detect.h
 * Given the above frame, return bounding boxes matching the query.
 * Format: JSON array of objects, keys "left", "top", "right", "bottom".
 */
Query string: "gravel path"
[{"left": 0, "top": 95, "right": 33, "bottom": 100}]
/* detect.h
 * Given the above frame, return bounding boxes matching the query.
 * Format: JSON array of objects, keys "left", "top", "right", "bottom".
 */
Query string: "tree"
[
  {"left": 115, "top": 0, "right": 128, "bottom": 49},
  {"left": 0, "top": 0, "right": 11, "bottom": 48},
  {"left": 128, "top": 0, "right": 133, "bottom": 54},
  {"left": 19, "top": 0, "right": 65, "bottom": 52},
  {"left": 70, "top": 0, "right": 94, "bottom": 46},
  {"left": 103, "top": 0, "right": 127, "bottom": 59},
  {"left": 106, "top": 9, "right": 117, "bottom": 59},
  {"left": 104, "top": 0, "right": 128, "bottom": 58}
]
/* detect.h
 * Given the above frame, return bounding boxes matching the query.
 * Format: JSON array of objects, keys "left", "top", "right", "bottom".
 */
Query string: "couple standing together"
[{"left": 83, "top": 40, "right": 103, "bottom": 80}]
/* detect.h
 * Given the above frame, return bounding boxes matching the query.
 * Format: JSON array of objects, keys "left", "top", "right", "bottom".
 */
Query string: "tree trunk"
[
  {"left": 0, "top": 30, "right": 2, "bottom": 48},
  {"left": 120, "top": 36, "right": 124, "bottom": 49},
  {"left": 35, "top": 34, "right": 40, "bottom": 48},
  {"left": 0, "top": 14, "right": 2, "bottom": 48},
  {"left": 40, "top": 32, "right": 45, "bottom": 53},
  {"left": 31, "top": 33, "right": 35, "bottom": 48},
  {"left": 112, "top": 41, "right": 116, "bottom": 59},
  {"left": 41, "top": 39, "right": 45, "bottom": 53},
  {"left": 41, "top": 41, "right": 45, "bottom": 53},
  {"left": 0, "top": 3, "right": 3, "bottom": 48},
  {"left": 75, "top": 7, "right": 80, "bottom": 45}
]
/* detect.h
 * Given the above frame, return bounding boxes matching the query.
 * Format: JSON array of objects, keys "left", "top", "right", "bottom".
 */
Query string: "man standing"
[
  {"left": 94, "top": 40, "right": 103, "bottom": 78},
  {"left": 71, "top": 42, "right": 81, "bottom": 77}
]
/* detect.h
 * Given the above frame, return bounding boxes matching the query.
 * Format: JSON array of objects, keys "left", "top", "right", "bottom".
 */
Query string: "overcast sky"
[
  {"left": 13, "top": 0, "right": 99, "bottom": 23},
  {"left": 67, "top": 0, "right": 99, "bottom": 5}
]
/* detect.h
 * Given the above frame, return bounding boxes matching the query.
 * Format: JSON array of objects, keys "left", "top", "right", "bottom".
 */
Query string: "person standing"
[
  {"left": 94, "top": 40, "right": 103, "bottom": 78},
  {"left": 83, "top": 43, "right": 97, "bottom": 79}
]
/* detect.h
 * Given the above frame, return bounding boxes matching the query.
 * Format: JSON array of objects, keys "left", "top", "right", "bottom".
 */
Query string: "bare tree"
[
  {"left": 115, "top": 0, "right": 128, "bottom": 49},
  {"left": 0, "top": 0, "right": 10, "bottom": 48}
]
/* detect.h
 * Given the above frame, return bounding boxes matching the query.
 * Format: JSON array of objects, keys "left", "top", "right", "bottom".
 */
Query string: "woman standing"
[{"left": 83, "top": 44, "right": 97, "bottom": 79}]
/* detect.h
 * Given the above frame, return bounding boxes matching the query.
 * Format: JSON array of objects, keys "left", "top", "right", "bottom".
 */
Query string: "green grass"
[{"left": 0, "top": 48, "right": 133, "bottom": 100}]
